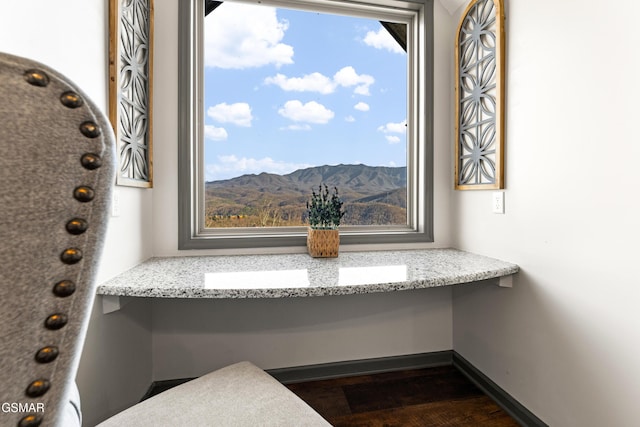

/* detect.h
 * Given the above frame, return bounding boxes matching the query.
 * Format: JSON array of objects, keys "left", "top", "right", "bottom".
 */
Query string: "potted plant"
[{"left": 306, "top": 185, "right": 345, "bottom": 257}]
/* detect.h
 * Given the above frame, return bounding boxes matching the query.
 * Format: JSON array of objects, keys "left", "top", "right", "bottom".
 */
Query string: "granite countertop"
[{"left": 96, "top": 248, "right": 519, "bottom": 299}]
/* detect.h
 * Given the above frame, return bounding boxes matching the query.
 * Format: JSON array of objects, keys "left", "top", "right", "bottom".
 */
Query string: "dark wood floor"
[{"left": 285, "top": 366, "right": 519, "bottom": 427}]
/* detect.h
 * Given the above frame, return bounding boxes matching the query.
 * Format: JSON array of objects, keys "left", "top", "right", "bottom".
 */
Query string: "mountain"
[
  {"left": 352, "top": 187, "right": 407, "bottom": 208},
  {"left": 204, "top": 164, "right": 407, "bottom": 227},
  {"left": 207, "top": 164, "right": 406, "bottom": 196}
]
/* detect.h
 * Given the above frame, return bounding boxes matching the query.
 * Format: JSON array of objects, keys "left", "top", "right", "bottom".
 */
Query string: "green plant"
[{"left": 306, "top": 184, "right": 345, "bottom": 229}]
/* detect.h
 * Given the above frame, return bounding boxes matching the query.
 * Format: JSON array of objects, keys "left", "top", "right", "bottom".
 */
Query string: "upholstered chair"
[
  {"left": 0, "top": 52, "right": 329, "bottom": 426},
  {"left": 0, "top": 52, "right": 115, "bottom": 427}
]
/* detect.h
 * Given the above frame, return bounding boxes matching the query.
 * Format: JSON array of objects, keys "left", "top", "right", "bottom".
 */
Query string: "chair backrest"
[{"left": 0, "top": 52, "right": 114, "bottom": 427}]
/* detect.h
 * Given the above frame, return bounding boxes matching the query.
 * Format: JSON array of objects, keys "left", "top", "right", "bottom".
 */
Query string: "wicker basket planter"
[{"left": 307, "top": 228, "right": 339, "bottom": 258}]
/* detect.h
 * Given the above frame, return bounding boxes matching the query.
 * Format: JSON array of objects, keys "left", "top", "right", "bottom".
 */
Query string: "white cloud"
[
  {"left": 363, "top": 27, "right": 405, "bottom": 54},
  {"left": 281, "top": 124, "right": 312, "bottom": 131},
  {"left": 204, "top": 3, "right": 294, "bottom": 69},
  {"left": 354, "top": 102, "right": 370, "bottom": 111},
  {"left": 378, "top": 119, "right": 407, "bottom": 134},
  {"left": 353, "top": 85, "right": 370, "bottom": 96},
  {"left": 378, "top": 119, "right": 407, "bottom": 144},
  {"left": 264, "top": 66, "right": 375, "bottom": 96},
  {"left": 206, "top": 155, "right": 313, "bottom": 181},
  {"left": 264, "top": 73, "right": 335, "bottom": 94},
  {"left": 204, "top": 125, "right": 228, "bottom": 141},
  {"left": 207, "top": 102, "right": 253, "bottom": 127},
  {"left": 385, "top": 135, "right": 401, "bottom": 144},
  {"left": 345, "top": 115, "right": 355, "bottom": 122},
  {"left": 333, "top": 66, "right": 375, "bottom": 95},
  {"left": 278, "top": 100, "right": 334, "bottom": 124}
]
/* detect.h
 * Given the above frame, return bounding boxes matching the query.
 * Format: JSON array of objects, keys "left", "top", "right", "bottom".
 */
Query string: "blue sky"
[{"left": 203, "top": 2, "right": 407, "bottom": 181}]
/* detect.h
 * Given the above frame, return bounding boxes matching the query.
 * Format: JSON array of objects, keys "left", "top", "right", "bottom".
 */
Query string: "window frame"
[{"left": 178, "top": 0, "right": 434, "bottom": 250}]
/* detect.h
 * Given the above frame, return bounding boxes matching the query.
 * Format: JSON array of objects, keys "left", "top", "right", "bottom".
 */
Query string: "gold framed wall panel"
[
  {"left": 454, "top": 0, "right": 505, "bottom": 190},
  {"left": 109, "top": 0, "right": 154, "bottom": 188}
]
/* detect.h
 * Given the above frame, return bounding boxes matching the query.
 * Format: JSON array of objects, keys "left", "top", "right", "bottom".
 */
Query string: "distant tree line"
[{"left": 205, "top": 197, "right": 406, "bottom": 228}]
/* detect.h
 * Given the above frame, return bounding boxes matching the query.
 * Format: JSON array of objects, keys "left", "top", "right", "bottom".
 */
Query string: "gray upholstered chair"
[
  {"left": 0, "top": 52, "right": 115, "bottom": 427},
  {"left": 0, "top": 52, "right": 329, "bottom": 427}
]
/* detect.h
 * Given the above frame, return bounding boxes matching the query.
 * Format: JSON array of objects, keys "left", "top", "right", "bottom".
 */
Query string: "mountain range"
[{"left": 204, "top": 164, "right": 407, "bottom": 227}]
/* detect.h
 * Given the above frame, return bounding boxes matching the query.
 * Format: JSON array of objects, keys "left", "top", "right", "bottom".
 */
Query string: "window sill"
[{"left": 97, "top": 248, "right": 518, "bottom": 312}]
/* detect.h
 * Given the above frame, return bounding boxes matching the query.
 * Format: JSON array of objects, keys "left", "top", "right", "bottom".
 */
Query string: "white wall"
[
  {"left": 452, "top": 0, "right": 640, "bottom": 426},
  {"left": 76, "top": 298, "right": 152, "bottom": 425},
  {"left": 152, "top": 288, "right": 453, "bottom": 379},
  {"left": 0, "top": 2, "right": 154, "bottom": 426}
]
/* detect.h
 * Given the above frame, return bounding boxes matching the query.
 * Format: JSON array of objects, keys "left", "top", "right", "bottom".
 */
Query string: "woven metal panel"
[
  {"left": 455, "top": 0, "right": 505, "bottom": 190},
  {"left": 110, "top": 0, "right": 154, "bottom": 187}
]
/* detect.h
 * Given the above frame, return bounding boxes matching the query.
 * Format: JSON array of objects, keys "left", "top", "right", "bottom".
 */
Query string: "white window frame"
[{"left": 178, "top": 0, "right": 434, "bottom": 250}]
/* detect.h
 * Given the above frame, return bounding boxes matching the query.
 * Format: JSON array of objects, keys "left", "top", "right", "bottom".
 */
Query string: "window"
[{"left": 178, "top": 0, "right": 433, "bottom": 250}]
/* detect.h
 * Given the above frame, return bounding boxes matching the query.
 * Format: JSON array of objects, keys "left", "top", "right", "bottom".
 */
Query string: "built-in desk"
[{"left": 97, "top": 249, "right": 518, "bottom": 313}]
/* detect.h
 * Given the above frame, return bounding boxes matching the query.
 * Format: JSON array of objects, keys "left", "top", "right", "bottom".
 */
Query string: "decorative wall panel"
[
  {"left": 109, "top": 0, "right": 154, "bottom": 188},
  {"left": 455, "top": 0, "right": 505, "bottom": 190}
]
